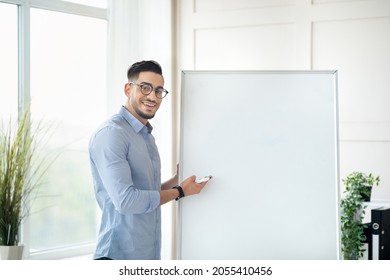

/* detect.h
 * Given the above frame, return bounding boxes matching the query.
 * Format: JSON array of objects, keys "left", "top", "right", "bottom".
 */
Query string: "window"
[
  {"left": 29, "top": 8, "right": 107, "bottom": 255},
  {"left": 0, "top": 3, "right": 18, "bottom": 120},
  {"left": 1, "top": 0, "right": 174, "bottom": 260},
  {"left": 0, "top": 0, "right": 107, "bottom": 259}
]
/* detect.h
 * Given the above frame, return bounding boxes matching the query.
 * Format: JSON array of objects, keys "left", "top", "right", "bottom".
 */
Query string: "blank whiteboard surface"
[{"left": 178, "top": 71, "right": 340, "bottom": 260}]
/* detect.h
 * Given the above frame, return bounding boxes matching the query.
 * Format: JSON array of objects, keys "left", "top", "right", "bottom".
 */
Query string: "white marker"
[{"left": 196, "top": 175, "right": 212, "bottom": 183}]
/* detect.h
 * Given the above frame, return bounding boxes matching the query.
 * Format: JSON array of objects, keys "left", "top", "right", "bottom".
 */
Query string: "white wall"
[{"left": 175, "top": 0, "right": 390, "bottom": 200}]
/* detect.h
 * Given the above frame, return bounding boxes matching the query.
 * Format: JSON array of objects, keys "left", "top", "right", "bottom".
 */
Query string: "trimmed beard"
[{"left": 134, "top": 107, "right": 155, "bottom": 120}]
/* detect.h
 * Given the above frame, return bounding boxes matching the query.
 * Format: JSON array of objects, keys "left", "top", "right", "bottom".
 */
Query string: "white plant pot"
[{"left": 0, "top": 245, "right": 24, "bottom": 260}]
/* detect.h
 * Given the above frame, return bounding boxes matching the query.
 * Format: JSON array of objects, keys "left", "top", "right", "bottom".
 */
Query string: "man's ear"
[{"left": 124, "top": 83, "right": 131, "bottom": 97}]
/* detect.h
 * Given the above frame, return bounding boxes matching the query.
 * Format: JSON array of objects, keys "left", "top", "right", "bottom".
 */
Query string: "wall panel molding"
[{"left": 194, "top": 0, "right": 294, "bottom": 13}]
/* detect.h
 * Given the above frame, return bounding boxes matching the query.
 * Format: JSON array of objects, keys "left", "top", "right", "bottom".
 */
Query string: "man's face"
[{"left": 125, "top": 71, "right": 164, "bottom": 125}]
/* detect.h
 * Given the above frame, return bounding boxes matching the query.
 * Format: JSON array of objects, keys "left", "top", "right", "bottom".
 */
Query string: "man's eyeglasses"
[{"left": 129, "top": 82, "right": 169, "bottom": 99}]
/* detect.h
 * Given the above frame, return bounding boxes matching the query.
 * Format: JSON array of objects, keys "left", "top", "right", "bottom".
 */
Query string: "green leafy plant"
[
  {"left": 340, "top": 171, "right": 380, "bottom": 260},
  {"left": 0, "top": 110, "right": 51, "bottom": 246}
]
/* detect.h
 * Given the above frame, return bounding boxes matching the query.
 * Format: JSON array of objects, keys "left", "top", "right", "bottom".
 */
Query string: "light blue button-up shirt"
[{"left": 89, "top": 106, "right": 161, "bottom": 260}]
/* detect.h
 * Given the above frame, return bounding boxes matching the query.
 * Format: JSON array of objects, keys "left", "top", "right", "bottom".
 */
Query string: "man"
[{"left": 89, "top": 60, "right": 210, "bottom": 260}]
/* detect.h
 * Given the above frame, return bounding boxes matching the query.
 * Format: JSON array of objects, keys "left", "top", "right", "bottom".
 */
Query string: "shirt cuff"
[{"left": 147, "top": 190, "right": 160, "bottom": 212}]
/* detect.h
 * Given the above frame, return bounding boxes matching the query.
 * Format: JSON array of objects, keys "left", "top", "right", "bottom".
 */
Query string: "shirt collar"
[{"left": 120, "top": 106, "right": 153, "bottom": 134}]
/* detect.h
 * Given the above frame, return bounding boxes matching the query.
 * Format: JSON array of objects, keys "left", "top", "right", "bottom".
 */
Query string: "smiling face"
[{"left": 124, "top": 71, "right": 164, "bottom": 125}]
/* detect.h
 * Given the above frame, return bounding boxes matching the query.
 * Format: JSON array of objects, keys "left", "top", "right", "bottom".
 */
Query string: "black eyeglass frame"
[{"left": 129, "top": 82, "right": 169, "bottom": 99}]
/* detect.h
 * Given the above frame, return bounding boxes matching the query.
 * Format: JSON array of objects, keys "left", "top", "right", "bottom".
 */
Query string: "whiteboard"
[{"left": 178, "top": 71, "right": 340, "bottom": 260}]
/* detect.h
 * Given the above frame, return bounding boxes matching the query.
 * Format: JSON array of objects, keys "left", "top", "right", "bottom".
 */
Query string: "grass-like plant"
[
  {"left": 0, "top": 110, "right": 49, "bottom": 246},
  {"left": 340, "top": 171, "right": 380, "bottom": 260}
]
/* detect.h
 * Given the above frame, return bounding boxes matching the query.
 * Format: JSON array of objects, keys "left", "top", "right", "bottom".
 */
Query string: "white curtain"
[
  {"left": 107, "top": 0, "right": 173, "bottom": 114},
  {"left": 107, "top": 0, "right": 175, "bottom": 259}
]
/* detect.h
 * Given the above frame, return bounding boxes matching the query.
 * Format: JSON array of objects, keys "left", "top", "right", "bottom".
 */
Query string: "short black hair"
[{"left": 127, "top": 60, "right": 163, "bottom": 81}]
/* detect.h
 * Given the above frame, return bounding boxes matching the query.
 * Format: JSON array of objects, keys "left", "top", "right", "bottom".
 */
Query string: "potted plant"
[
  {"left": 340, "top": 171, "right": 380, "bottom": 260},
  {"left": 0, "top": 110, "right": 50, "bottom": 259}
]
